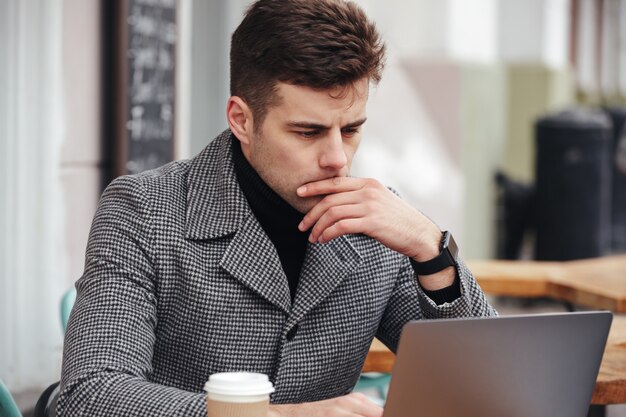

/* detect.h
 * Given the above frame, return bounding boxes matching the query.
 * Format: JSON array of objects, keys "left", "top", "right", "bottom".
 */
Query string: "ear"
[{"left": 226, "top": 96, "right": 254, "bottom": 145}]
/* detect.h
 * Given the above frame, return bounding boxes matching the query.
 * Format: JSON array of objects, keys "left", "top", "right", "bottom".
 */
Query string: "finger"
[
  {"left": 297, "top": 176, "right": 368, "bottom": 197},
  {"left": 299, "top": 191, "right": 362, "bottom": 232},
  {"left": 364, "top": 403, "right": 384, "bottom": 417},
  {"left": 343, "top": 393, "right": 384, "bottom": 417},
  {"left": 317, "top": 218, "right": 366, "bottom": 243},
  {"left": 309, "top": 204, "right": 367, "bottom": 243},
  {"left": 361, "top": 401, "right": 384, "bottom": 417}
]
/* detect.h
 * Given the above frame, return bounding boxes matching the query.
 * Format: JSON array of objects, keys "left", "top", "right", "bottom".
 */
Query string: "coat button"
[{"left": 286, "top": 324, "right": 298, "bottom": 342}]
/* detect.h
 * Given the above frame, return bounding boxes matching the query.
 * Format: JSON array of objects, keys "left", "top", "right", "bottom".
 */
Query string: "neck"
[
  {"left": 231, "top": 135, "right": 304, "bottom": 232},
  {"left": 231, "top": 134, "right": 309, "bottom": 302}
]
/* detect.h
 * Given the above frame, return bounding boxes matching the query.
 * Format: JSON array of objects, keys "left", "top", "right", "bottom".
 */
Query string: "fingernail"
[
  {"left": 297, "top": 186, "right": 306, "bottom": 195},
  {"left": 298, "top": 221, "right": 304, "bottom": 231}
]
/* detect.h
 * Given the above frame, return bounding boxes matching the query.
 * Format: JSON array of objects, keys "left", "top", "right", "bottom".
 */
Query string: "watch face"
[
  {"left": 413, "top": 231, "right": 459, "bottom": 275},
  {"left": 447, "top": 233, "right": 459, "bottom": 260}
]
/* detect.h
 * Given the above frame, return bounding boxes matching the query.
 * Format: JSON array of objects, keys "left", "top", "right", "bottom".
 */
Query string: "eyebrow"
[{"left": 286, "top": 117, "right": 368, "bottom": 130}]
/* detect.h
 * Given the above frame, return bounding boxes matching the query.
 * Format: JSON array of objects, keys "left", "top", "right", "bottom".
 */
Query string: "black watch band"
[{"left": 411, "top": 231, "right": 459, "bottom": 275}]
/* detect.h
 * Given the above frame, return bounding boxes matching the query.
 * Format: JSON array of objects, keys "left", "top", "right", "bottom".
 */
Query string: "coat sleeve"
[
  {"left": 375, "top": 258, "right": 497, "bottom": 353},
  {"left": 57, "top": 175, "right": 206, "bottom": 417}
]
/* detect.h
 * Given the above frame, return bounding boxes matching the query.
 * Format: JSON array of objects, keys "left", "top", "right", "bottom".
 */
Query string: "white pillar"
[
  {"left": 576, "top": 0, "right": 601, "bottom": 94},
  {"left": 176, "top": 0, "right": 193, "bottom": 159},
  {"left": 366, "top": 0, "right": 498, "bottom": 63},
  {"left": 620, "top": 0, "right": 626, "bottom": 96},
  {"left": 498, "top": 0, "right": 570, "bottom": 68},
  {"left": 0, "top": 0, "right": 66, "bottom": 391},
  {"left": 601, "top": 0, "right": 624, "bottom": 97},
  {"left": 355, "top": 0, "right": 504, "bottom": 258}
]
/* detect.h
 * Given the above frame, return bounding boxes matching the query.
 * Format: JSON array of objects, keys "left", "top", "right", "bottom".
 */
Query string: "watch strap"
[{"left": 411, "top": 231, "right": 458, "bottom": 275}]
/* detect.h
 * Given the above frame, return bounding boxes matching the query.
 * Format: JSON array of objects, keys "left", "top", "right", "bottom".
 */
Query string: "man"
[{"left": 58, "top": 0, "right": 496, "bottom": 416}]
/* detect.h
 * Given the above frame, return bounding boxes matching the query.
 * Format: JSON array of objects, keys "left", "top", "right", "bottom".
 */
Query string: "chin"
[{"left": 289, "top": 196, "right": 323, "bottom": 214}]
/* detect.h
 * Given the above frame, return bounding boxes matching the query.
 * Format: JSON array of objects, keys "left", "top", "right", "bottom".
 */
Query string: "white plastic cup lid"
[{"left": 204, "top": 372, "right": 275, "bottom": 397}]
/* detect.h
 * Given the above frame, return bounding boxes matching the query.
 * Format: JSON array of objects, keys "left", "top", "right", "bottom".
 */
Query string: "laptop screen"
[{"left": 383, "top": 312, "right": 612, "bottom": 417}]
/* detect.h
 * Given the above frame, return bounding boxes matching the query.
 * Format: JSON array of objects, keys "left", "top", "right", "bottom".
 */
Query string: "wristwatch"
[{"left": 411, "top": 231, "right": 459, "bottom": 275}]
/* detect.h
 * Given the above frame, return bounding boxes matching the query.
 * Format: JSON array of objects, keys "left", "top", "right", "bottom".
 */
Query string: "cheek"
[
  {"left": 281, "top": 147, "right": 316, "bottom": 172},
  {"left": 344, "top": 140, "right": 360, "bottom": 164}
]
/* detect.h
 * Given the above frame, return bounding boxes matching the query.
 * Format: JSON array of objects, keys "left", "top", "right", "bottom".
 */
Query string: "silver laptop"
[{"left": 383, "top": 311, "right": 612, "bottom": 417}]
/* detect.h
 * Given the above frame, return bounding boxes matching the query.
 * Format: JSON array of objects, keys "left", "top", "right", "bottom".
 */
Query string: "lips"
[{"left": 302, "top": 174, "right": 348, "bottom": 186}]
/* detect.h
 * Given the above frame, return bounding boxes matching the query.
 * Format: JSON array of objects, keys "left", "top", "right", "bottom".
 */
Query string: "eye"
[
  {"left": 341, "top": 127, "right": 359, "bottom": 138},
  {"left": 297, "top": 130, "right": 320, "bottom": 139}
]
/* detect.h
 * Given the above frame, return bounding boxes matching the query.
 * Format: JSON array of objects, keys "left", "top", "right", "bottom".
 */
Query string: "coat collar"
[
  {"left": 185, "top": 129, "right": 250, "bottom": 240},
  {"left": 288, "top": 238, "right": 362, "bottom": 326},
  {"left": 184, "top": 129, "right": 363, "bottom": 315}
]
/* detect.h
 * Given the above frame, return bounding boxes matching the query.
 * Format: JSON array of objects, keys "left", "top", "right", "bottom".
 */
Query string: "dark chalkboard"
[{"left": 115, "top": 0, "right": 177, "bottom": 176}]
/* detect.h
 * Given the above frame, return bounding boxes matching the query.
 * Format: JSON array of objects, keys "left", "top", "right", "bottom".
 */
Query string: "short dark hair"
[{"left": 230, "top": 0, "right": 386, "bottom": 126}]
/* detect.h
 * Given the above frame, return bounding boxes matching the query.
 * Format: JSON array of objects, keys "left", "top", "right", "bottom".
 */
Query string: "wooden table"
[
  {"left": 467, "top": 255, "right": 626, "bottom": 312},
  {"left": 363, "top": 315, "right": 626, "bottom": 405},
  {"left": 595, "top": 315, "right": 626, "bottom": 404}
]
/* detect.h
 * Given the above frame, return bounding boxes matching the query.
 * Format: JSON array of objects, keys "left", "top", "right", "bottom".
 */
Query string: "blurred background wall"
[{"left": 0, "top": 0, "right": 625, "bottom": 407}]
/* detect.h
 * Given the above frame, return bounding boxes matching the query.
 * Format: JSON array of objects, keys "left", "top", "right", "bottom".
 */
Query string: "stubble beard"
[{"left": 248, "top": 132, "right": 319, "bottom": 214}]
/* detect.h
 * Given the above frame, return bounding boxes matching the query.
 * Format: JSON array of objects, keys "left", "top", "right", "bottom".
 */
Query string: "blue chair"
[
  {"left": 1, "top": 289, "right": 75, "bottom": 417},
  {"left": 32, "top": 287, "right": 77, "bottom": 417},
  {"left": 33, "top": 382, "right": 59, "bottom": 417},
  {"left": 354, "top": 372, "right": 391, "bottom": 401},
  {"left": 60, "top": 287, "right": 76, "bottom": 333},
  {"left": 0, "top": 378, "right": 22, "bottom": 417}
]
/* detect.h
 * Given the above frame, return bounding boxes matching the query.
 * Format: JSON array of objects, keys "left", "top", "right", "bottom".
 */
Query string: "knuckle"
[
  {"left": 363, "top": 187, "right": 378, "bottom": 199},
  {"left": 351, "top": 392, "right": 367, "bottom": 401},
  {"left": 334, "top": 221, "right": 346, "bottom": 233},
  {"left": 327, "top": 206, "right": 341, "bottom": 219},
  {"left": 336, "top": 395, "right": 351, "bottom": 406},
  {"left": 320, "top": 194, "right": 334, "bottom": 207},
  {"left": 363, "top": 200, "right": 375, "bottom": 211},
  {"left": 364, "top": 178, "right": 379, "bottom": 187}
]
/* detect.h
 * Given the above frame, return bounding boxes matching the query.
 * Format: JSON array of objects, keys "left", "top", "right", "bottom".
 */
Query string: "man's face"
[{"left": 241, "top": 78, "right": 369, "bottom": 213}]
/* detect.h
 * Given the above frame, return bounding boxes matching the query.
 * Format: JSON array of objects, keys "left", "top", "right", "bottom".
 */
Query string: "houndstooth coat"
[{"left": 57, "top": 129, "right": 496, "bottom": 416}]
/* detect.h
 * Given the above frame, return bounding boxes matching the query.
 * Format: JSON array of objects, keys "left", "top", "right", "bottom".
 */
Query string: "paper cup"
[{"left": 205, "top": 372, "right": 275, "bottom": 417}]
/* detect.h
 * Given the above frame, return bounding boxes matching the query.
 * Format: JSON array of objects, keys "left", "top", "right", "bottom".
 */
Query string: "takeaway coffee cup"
[{"left": 204, "top": 372, "right": 275, "bottom": 417}]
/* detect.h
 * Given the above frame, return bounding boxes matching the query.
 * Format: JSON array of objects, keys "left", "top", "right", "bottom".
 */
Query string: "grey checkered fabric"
[{"left": 57, "top": 129, "right": 497, "bottom": 416}]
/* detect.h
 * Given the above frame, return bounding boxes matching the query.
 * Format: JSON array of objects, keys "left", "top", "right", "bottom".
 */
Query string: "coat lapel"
[
  {"left": 287, "top": 236, "right": 362, "bottom": 328},
  {"left": 185, "top": 130, "right": 290, "bottom": 314},
  {"left": 220, "top": 214, "right": 291, "bottom": 314},
  {"left": 184, "top": 129, "right": 363, "bottom": 319},
  {"left": 185, "top": 130, "right": 248, "bottom": 240}
]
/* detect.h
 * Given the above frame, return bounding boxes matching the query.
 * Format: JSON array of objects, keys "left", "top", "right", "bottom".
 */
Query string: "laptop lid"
[{"left": 383, "top": 311, "right": 612, "bottom": 417}]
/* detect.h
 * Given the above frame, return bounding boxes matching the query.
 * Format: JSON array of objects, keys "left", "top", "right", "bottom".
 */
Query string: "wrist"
[
  {"left": 417, "top": 267, "right": 456, "bottom": 291},
  {"left": 410, "top": 228, "right": 442, "bottom": 262},
  {"left": 269, "top": 404, "right": 291, "bottom": 417},
  {"left": 411, "top": 231, "right": 459, "bottom": 277}
]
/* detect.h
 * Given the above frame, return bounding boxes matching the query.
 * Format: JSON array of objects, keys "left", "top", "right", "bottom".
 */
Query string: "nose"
[{"left": 319, "top": 129, "right": 348, "bottom": 170}]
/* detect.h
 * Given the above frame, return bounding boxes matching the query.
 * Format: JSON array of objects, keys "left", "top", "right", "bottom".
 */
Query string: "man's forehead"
[
  {"left": 276, "top": 79, "right": 370, "bottom": 100},
  {"left": 273, "top": 79, "right": 369, "bottom": 118}
]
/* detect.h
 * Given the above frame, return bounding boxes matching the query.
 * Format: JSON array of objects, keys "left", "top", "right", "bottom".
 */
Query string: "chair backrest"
[
  {"left": 60, "top": 287, "right": 76, "bottom": 333},
  {"left": 0, "top": 378, "right": 22, "bottom": 417},
  {"left": 33, "top": 382, "right": 59, "bottom": 417}
]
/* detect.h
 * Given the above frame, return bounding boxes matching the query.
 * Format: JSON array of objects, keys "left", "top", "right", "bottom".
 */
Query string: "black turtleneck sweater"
[
  {"left": 232, "top": 138, "right": 309, "bottom": 302},
  {"left": 231, "top": 136, "right": 460, "bottom": 305}
]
